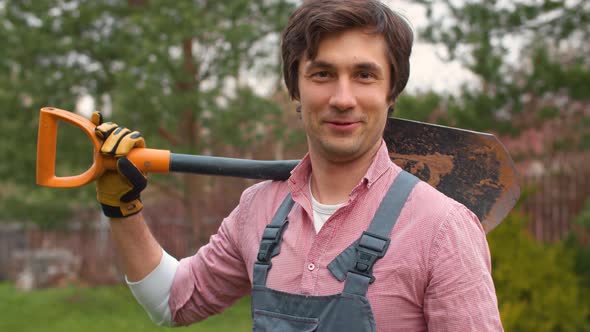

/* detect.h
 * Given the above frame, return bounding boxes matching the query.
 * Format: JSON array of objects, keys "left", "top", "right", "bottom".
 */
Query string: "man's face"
[{"left": 297, "top": 28, "right": 391, "bottom": 164}]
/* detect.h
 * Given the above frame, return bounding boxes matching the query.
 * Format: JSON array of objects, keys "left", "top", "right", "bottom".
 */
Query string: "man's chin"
[{"left": 317, "top": 142, "right": 362, "bottom": 163}]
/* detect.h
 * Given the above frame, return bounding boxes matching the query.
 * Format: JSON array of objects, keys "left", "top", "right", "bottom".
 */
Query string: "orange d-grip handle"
[{"left": 36, "top": 107, "right": 171, "bottom": 188}]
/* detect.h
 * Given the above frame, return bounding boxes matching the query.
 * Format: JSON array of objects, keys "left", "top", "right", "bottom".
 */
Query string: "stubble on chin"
[{"left": 314, "top": 135, "right": 365, "bottom": 163}]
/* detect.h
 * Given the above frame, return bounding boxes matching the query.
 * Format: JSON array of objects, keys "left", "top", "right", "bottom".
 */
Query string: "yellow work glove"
[{"left": 91, "top": 112, "right": 147, "bottom": 218}]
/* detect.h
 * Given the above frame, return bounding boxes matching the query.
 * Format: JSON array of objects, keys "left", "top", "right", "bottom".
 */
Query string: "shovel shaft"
[
  {"left": 113, "top": 150, "right": 298, "bottom": 180},
  {"left": 169, "top": 154, "right": 298, "bottom": 180}
]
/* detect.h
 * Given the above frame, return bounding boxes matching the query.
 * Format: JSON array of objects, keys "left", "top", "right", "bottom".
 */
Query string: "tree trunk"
[{"left": 179, "top": 37, "right": 207, "bottom": 251}]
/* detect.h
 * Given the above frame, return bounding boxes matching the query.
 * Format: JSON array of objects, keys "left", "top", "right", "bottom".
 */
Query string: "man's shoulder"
[
  {"left": 231, "top": 180, "right": 294, "bottom": 237},
  {"left": 239, "top": 179, "right": 292, "bottom": 211},
  {"left": 406, "top": 179, "right": 477, "bottom": 225},
  {"left": 242, "top": 179, "right": 290, "bottom": 197},
  {"left": 388, "top": 179, "right": 485, "bottom": 263},
  {"left": 411, "top": 178, "right": 455, "bottom": 205},
  {"left": 407, "top": 179, "right": 484, "bottom": 235}
]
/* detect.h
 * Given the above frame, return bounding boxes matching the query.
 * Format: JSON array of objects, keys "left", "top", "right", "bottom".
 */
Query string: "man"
[{"left": 93, "top": 0, "right": 503, "bottom": 330}]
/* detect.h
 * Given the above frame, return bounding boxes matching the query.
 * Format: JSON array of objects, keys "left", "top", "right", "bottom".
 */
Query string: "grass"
[{"left": 0, "top": 282, "right": 252, "bottom": 332}]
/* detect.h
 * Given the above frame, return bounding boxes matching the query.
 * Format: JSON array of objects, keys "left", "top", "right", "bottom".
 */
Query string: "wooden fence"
[
  {"left": 0, "top": 223, "right": 26, "bottom": 281},
  {"left": 0, "top": 216, "right": 193, "bottom": 286},
  {"left": 522, "top": 162, "right": 590, "bottom": 242}
]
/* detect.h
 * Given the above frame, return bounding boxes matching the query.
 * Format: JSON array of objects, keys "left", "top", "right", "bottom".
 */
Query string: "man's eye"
[
  {"left": 358, "top": 72, "right": 375, "bottom": 80},
  {"left": 313, "top": 71, "right": 330, "bottom": 78}
]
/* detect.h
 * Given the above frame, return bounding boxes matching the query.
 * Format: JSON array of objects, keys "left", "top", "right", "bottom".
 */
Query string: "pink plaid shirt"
[{"left": 169, "top": 141, "right": 503, "bottom": 331}]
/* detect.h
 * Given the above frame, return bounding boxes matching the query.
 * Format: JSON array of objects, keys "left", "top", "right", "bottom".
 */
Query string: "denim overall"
[{"left": 251, "top": 171, "right": 419, "bottom": 331}]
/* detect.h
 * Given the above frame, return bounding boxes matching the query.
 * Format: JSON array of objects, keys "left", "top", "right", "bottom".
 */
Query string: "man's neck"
[{"left": 309, "top": 144, "right": 380, "bottom": 205}]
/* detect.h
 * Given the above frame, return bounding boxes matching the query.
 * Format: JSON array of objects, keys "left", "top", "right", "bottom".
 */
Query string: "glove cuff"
[{"left": 101, "top": 199, "right": 143, "bottom": 218}]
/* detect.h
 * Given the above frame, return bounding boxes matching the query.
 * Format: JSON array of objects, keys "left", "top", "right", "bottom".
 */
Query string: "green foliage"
[
  {"left": 578, "top": 118, "right": 590, "bottom": 150},
  {"left": 537, "top": 106, "right": 559, "bottom": 121},
  {"left": 524, "top": 43, "right": 590, "bottom": 100},
  {"left": 488, "top": 208, "right": 590, "bottom": 331},
  {"left": 395, "top": 92, "right": 440, "bottom": 122},
  {"left": 0, "top": 283, "right": 252, "bottom": 331},
  {"left": 445, "top": 89, "right": 520, "bottom": 134},
  {"left": 207, "top": 87, "right": 285, "bottom": 151},
  {"left": 0, "top": 1, "right": 294, "bottom": 226},
  {"left": 553, "top": 137, "right": 575, "bottom": 152},
  {"left": 580, "top": 134, "right": 590, "bottom": 151},
  {"left": 412, "top": 0, "right": 590, "bottom": 133},
  {"left": 565, "top": 199, "right": 590, "bottom": 293}
]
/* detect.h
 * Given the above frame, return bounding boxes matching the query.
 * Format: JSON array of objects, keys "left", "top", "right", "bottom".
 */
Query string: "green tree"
[
  {"left": 488, "top": 207, "right": 589, "bottom": 331},
  {"left": 565, "top": 198, "right": 590, "bottom": 311},
  {"left": 0, "top": 1, "right": 295, "bottom": 239},
  {"left": 410, "top": 0, "right": 590, "bottom": 137},
  {"left": 395, "top": 92, "right": 441, "bottom": 123}
]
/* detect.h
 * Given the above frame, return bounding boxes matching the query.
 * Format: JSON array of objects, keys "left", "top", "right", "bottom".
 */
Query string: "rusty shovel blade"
[{"left": 384, "top": 118, "right": 521, "bottom": 233}]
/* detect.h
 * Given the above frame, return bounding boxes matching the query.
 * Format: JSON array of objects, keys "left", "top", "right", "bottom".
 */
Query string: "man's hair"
[{"left": 281, "top": 0, "right": 414, "bottom": 104}]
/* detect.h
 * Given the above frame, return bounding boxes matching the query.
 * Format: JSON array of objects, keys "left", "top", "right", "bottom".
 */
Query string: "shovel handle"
[{"left": 36, "top": 107, "right": 171, "bottom": 188}]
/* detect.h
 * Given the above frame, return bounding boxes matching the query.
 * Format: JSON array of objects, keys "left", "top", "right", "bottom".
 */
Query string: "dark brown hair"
[{"left": 281, "top": 0, "right": 413, "bottom": 104}]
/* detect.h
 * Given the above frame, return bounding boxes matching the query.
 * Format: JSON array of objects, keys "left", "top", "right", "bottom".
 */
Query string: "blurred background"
[{"left": 0, "top": 0, "right": 589, "bottom": 331}]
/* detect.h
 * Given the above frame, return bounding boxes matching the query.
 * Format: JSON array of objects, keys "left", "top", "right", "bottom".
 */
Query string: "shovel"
[{"left": 36, "top": 107, "right": 520, "bottom": 232}]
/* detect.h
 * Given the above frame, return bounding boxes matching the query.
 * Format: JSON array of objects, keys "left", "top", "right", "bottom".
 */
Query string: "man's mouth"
[{"left": 325, "top": 120, "right": 360, "bottom": 131}]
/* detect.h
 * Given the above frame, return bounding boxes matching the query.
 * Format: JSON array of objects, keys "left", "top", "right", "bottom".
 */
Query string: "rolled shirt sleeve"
[{"left": 424, "top": 205, "right": 504, "bottom": 331}]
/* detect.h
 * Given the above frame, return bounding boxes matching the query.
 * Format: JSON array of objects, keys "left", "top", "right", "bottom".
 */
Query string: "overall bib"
[{"left": 251, "top": 171, "right": 419, "bottom": 332}]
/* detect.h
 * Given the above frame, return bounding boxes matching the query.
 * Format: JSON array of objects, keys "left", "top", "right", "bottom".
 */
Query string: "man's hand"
[{"left": 91, "top": 112, "right": 147, "bottom": 218}]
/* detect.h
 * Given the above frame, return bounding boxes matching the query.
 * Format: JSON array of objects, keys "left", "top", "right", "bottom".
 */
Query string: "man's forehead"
[{"left": 300, "top": 29, "right": 387, "bottom": 62}]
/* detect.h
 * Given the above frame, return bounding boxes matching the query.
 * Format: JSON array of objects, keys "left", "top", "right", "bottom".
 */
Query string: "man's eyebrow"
[
  {"left": 354, "top": 62, "right": 384, "bottom": 73},
  {"left": 304, "top": 60, "right": 384, "bottom": 74},
  {"left": 304, "top": 60, "right": 335, "bottom": 71}
]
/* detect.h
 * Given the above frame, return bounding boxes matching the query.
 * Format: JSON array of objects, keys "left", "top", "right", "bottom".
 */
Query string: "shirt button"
[{"left": 307, "top": 263, "right": 315, "bottom": 271}]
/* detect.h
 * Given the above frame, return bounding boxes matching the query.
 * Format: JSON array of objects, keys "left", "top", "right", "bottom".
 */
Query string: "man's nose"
[{"left": 329, "top": 80, "right": 357, "bottom": 111}]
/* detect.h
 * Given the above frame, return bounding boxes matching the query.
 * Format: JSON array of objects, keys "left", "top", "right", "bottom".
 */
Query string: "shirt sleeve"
[
  {"left": 424, "top": 204, "right": 504, "bottom": 331},
  {"left": 126, "top": 248, "right": 179, "bottom": 326},
  {"left": 168, "top": 185, "right": 256, "bottom": 326}
]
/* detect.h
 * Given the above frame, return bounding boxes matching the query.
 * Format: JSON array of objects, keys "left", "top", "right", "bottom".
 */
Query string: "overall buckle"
[
  {"left": 256, "top": 221, "right": 288, "bottom": 264},
  {"left": 351, "top": 231, "right": 390, "bottom": 283}
]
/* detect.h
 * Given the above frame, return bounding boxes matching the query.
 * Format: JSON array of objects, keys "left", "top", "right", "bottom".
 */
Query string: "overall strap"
[
  {"left": 253, "top": 193, "right": 295, "bottom": 286},
  {"left": 339, "top": 171, "right": 420, "bottom": 296}
]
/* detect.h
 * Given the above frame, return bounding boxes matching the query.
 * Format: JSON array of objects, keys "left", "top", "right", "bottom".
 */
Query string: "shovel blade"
[{"left": 384, "top": 118, "right": 521, "bottom": 232}]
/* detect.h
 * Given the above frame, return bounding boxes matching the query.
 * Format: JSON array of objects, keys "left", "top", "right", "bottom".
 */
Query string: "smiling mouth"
[{"left": 325, "top": 121, "right": 360, "bottom": 130}]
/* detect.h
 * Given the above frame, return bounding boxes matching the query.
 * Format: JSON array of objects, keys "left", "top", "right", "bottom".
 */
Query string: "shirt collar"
[
  {"left": 364, "top": 139, "right": 399, "bottom": 187},
  {"left": 288, "top": 139, "right": 398, "bottom": 195},
  {"left": 288, "top": 153, "right": 312, "bottom": 194}
]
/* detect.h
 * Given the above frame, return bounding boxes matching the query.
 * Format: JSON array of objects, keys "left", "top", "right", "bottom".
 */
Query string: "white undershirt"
[
  {"left": 128, "top": 178, "right": 345, "bottom": 325},
  {"left": 309, "top": 177, "right": 346, "bottom": 233}
]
